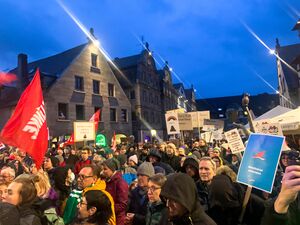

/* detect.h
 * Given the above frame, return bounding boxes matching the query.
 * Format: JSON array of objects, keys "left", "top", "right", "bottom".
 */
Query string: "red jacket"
[
  {"left": 106, "top": 171, "right": 129, "bottom": 225},
  {"left": 74, "top": 159, "right": 91, "bottom": 174}
]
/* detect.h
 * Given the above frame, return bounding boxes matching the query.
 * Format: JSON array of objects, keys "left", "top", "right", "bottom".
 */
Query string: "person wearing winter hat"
[
  {"left": 102, "top": 158, "right": 128, "bottom": 225},
  {"left": 126, "top": 162, "right": 155, "bottom": 225},
  {"left": 128, "top": 155, "right": 138, "bottom": 168},
  {"left": 148, "top": 149, "right": 174, "bottom": 175}
]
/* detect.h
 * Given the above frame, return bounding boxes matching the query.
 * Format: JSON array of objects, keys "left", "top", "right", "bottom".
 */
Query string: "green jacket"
[{"left": 145, "top": 201, "right": 168, "bottom": 225}]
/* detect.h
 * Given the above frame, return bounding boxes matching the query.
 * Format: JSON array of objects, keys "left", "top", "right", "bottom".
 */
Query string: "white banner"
[{"left": 178, "top": 113, "right": 193, "bottom": 131}]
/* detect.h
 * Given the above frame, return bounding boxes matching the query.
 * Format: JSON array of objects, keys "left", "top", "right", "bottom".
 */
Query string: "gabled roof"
[
  {"left": 9, "top": 43, "right": 87, "bottom": 88},
  {"left": 113, "top": 54, "right": 141, "bottom": 69},
  {"left": 173, "top": 83, "right": 184, "bottom": 90},
  {"left": 277, "top": 43, "right": 300, "bottom": 89},
  {"left": 184, "top": 88, "right": 194, "bottom": 100}
]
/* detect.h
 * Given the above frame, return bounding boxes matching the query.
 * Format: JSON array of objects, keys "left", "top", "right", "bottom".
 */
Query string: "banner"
[
  {"left": 224, "top": 128, "right": 245, "bottom": 154},
  {"left": 165, "top": 112, "right": 180, "bottom": 135},
  {"left": 237, "top": 133, "right": 285, "bottom": 193},
  {"left": 203, "top": 119, "right": 224, "bottom": 131}
]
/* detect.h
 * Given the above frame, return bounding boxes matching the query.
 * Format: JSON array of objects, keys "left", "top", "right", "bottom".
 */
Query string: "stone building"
[
  {"left": 0, "top": 41, "right": 132, "bottom": 140},
  {"left": 113, "top": 44, "right": 163, "bottom": 142},
  {"left": 276, "top": 19, "right": 300, "bottom": 108}
]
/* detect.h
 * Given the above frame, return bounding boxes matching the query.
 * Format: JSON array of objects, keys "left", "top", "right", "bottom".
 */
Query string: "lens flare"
[
  {"left": 56, "top": 0, "right": 131, "bottom": 86},
  {"left": 248, "top": 66, "right": 296, "bottom": 107},
  {"left": 241, "top": 21, "right": 298, "bottom": 76}
]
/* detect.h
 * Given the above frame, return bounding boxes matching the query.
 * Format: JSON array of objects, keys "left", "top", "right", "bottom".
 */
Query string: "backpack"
[{"left": 40, "top": 208, "right": 65, "bottom": 225}]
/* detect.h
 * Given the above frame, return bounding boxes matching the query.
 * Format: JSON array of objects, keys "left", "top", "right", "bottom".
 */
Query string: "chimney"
[{"left": 17, "top": 53, "right": 28, "bottom": 91}]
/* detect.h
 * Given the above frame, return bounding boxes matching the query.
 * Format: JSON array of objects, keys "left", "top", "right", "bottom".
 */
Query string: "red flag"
[
  {"left": 0, "top": 69, "right": 48, "bottom": 168},
  {"left": 0, "top": 72, "right": 17, "bottom": 86},
  {"left": 63, "top": 133, "right": 74, "bottom": 147},
  {"left": 111, "top": 131, "right": 116, "bottom": 151},
  {"left": 89, "top": 109, "right": 101, "bottom": 133}
]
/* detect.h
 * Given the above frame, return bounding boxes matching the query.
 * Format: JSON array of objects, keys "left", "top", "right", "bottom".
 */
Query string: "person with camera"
[{"left": 261, "top": 165, "right": 300, "bottom": 225}]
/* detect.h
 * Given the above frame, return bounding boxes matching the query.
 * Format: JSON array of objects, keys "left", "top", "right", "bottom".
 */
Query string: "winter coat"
[
  {"left": 19, "top": 206, "right": 42, "bottom": 225},
  {"left": 105, "top": 172, "right": 128, "bottom": 225},
  {"left": 84, "top": 179, "right": 116, "bottom": 225},
  {"left": 74, "top": 159, "right": 91, "bottom": 175},
  {"left": 161, "top": 154, "right": 180, "bottom": 172},
  {"left": 145, "top": 201, "right": 168, "bottom": 225},
  {"left": 208, "top": 174, "right": 265, "bottom": 225},
  {"left": 261, "top": 196, "right": 300, "bottom": 225},
  {"left": 127, "top": 186, "right": 149, "bottom": 225},
  {"left": 160, "top": 173, "right": 216, "bottom": 225}
]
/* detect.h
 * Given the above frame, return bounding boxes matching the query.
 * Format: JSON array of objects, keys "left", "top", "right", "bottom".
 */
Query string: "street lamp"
[{"left": 242, "top": 93, "right": 255, "bottom": 133}]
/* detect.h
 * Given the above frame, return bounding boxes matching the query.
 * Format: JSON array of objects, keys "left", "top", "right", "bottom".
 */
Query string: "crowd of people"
[{"left": 0, "top": 137, "right": 299, "bottom": 225}]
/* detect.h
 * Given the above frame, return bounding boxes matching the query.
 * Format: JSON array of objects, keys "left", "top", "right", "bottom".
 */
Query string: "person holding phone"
[{"left": 261, "top": 165, "right": 300, "bottom": 225}]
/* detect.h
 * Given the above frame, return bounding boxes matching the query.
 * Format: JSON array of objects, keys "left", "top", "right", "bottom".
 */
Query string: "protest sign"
[
  {"left": 74, "top": 122, "right": 95, "bottom": 142},
  {"left": 254, "top": 120, "right": 283, "bottom": 136},
  {"left": 237, "top": 133, "right": 285, "bottom": 193},
  {"left": 188, "top": 111, "right": 210, "bottom": 127},
  {"left": 224, "top": 128, "right": 245, "bottom": 154},
  {"left": 95, "top": 134, "right": 107, "bottom": 147},
  {"left": 178, "top": 113, "right": 193, "bottom": 131},
  {"left": 203, "top": 119, "right": 224, "bottom": 131},
  {"left": 165, "top": 112, "right": 180, "bottom": 135}
]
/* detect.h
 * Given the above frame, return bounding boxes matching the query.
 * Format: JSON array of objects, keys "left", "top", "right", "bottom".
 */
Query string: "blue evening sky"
[{"left": 0, "top": 0, "right": 299, "bottom": 98}]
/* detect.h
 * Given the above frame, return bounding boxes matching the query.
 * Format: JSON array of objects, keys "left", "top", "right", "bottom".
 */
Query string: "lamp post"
[{"left": 242, "top": 93, "right": 255, "bottom": 133}]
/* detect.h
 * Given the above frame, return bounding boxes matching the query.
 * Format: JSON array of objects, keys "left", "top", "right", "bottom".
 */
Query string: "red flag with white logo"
[
  {"left": 0, "top": 69, "right": 48, "bottom": 168},
  {"left": 89, "top": 109, "right": 101, "bottom": 133}
]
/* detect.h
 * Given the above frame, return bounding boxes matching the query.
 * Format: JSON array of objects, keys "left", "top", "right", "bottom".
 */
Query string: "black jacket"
[
  {"left": 261, "top": 196, "right": 300, "bottom": 225},
  {"left": 161, "top": 173, "right": 216, "bottom": 225},
  {"left": 128, "top": 186, "right": 149, "bottom": 225}
]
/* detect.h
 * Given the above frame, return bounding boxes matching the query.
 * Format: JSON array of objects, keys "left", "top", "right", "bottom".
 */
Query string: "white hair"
[{"left": 1, "top": 167, "right": 16, "bottom": 178}]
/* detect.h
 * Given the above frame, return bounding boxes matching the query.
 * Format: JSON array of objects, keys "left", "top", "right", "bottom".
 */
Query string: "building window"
[
  {"left": 108, "top": 83, "right": 114, "bottom": 97},
  {"left": 58, "top": 103, "right": 68, "bottom": 120},
  {"left": 76, "top": 105, "right": 85, "bottom": 120},
  {"left": 121, "top": 109, "right": 128, "bottom": 122},
  {"left": 143, "top": 90, "right": 147, "bottom": 102},
  {"left": 94, "top": 107, "right": 102, "bottom": 121},
  {"left": 91, "top": 53, "right": 98, "bottom": 67},
  {"left": 150, "top": 112, "right": 154, "bottom": 123},
  {"left": 110, "top": 108, "right": 117, "bottom": 122},
  {"left": 130, "top": 90, "right": 135, "bottom": 99},
  {"left": 75, "top": 76, "right": 84, "bottom": 91},
  {"left": 93, "top": 80, "right": 100, "bottom": 94}
]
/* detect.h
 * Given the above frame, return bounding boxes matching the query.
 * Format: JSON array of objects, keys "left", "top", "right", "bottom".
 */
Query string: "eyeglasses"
[
  {"left": 78, "top": 174, "right": 94, "bottom": 180},
  {"left": 147, "top": 186, "right": 161, "bottom": 193},
  {"left": 79, "top": 200, "right": 88, "bottom": 207}
]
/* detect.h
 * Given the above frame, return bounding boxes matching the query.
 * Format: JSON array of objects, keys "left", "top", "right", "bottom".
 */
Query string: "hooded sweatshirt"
[{"left": 161, "top": 173, "right": 216, "bottom": 225}]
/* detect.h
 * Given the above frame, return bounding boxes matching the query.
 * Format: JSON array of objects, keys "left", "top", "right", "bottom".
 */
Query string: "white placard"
[
  {"left": 224, "top": 128, "right": 245, "bottom": 154},
  {"left": 165, "top": 112, "right": 180, "bottom": 135},
  {"left": 203, "top": 119, "right": 224, "bottom": 130},
  {"left": 178, "top": 113, "right": 193, "bottom": 131},
  {"left": 189, "top": 111, "right": 210, "bottom": 128},
  {"left": 254, "top": 120, "right": 283, "bottom": 136},
  {"left": 74, "top": 122, "right": 95, "bottom": 142}
]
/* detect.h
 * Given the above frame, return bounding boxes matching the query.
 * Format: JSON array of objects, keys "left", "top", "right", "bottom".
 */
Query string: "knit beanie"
[
  {"left": 103, "top": 158, "right": 120, "bottom": 172},
  {"left": 137, "top": 162, "right": 155, "bottom": 177},
  {"left": 128, "top": 155, "right": 138, "bottom": 165}
]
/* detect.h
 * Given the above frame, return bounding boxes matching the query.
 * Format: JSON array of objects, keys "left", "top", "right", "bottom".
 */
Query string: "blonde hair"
[
  {"left": 216, "top": 165, "right": 237, "bottom": 182},
  {"left": 34, "top": 171, "right": 51, "bottom": 197}
]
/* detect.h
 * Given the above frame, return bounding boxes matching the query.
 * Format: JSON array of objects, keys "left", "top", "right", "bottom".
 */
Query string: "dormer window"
[
  {"left": 91, "top": 53, "right": 98, "bottom": 67},
  {"left": 90, "top": 53, "right": 101, "bottom": 74}
]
